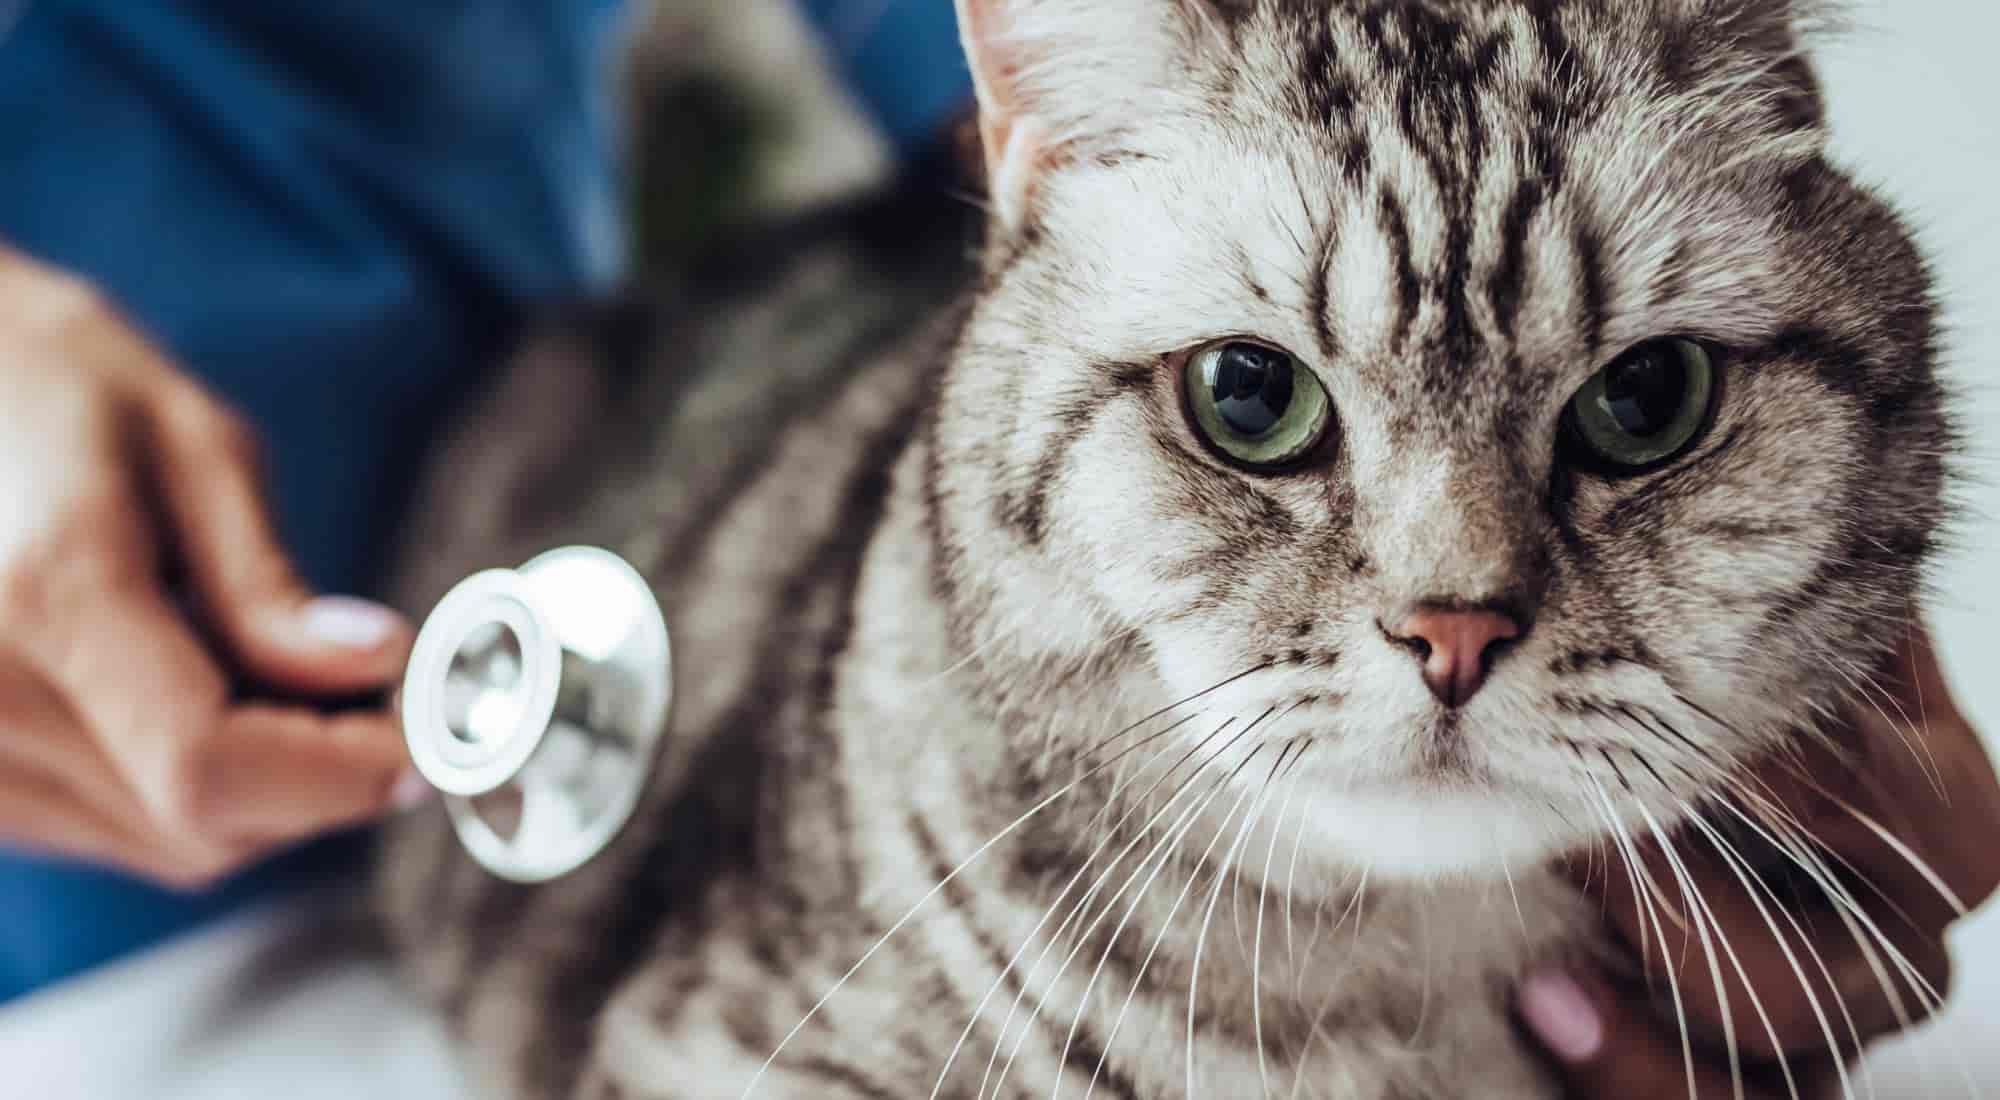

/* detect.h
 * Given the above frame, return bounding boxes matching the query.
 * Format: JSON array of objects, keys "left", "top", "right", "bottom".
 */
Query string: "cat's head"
[{"left": 930, "top": 0, "right": 1949, "bottom": 879}]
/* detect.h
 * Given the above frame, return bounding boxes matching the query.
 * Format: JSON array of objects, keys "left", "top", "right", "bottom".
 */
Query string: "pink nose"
[{"left": 1385, "top": 606, "right": 1524, "bottom": 708}]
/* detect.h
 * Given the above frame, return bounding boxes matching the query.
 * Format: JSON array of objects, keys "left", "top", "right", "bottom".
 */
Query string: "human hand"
[
  {"left": 1518, "top": 627, "right": 2000, "bottom": 1097},
  {"left": 0, "top": 243, "right": 419, "bottom": 888}
]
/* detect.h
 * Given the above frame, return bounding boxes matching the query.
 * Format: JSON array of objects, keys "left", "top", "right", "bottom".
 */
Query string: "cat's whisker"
[
  {"left": 942, "top": 186, "right": 994, "bottom": 217},
  {"left": 1071, "top": 740, "right": 1273, "bottom": 1100},
  {"left": 1073, "top": 711, "right": 1214, "bottom": 845},
  {"left": 980, "top": 714, "right": 1254, "bottom": 1100},
  {"left": 1494, "top": 824, "right": 1530, "bottom": 942},
  {"left": 1071, "top": 813, "right": 1214, "bottom": 1100},
  {"left": 1578, "top": 768, "right": 1703, "bottom": 1100},
  {"left": 1296, "top": 859, "right": 1369, "bottom": 1003},
  {"left": 1414, "top": 885, "right": 1435, "bottom": 1047},
  {"left": 1078, "top": 663, "right": 1275, "bottom": 763},
  {"left": 1731, "top": 782, "right": 1956, "bottom": 1021},
  {"left": 929, "top": 715, "right": 1224, "bottom": 1100},
  {"left": 1747, "top": 757, "right": 1970, "bottom": 928},
  {"left": 1631, "top": 703, "right": 1720, "bottom": 769},
  {"left": 1069, "top": 772, "right": 1243, "bottom": 1100},
  {"left": 1819, "top": 652, "right": 1946, "bottom": 801},
  {"left": 1837, "top": 793, "right": 1971, "bottom": 919},
  {"left": 1820, "top": 771, "right": 1968, "bottom": 921},
  {"left": 1255, "top": 740, "right": 1314, "bottom": 1100},
  {"left": 1631, "top": 796, "right": 1797, "bottom": 1100},
  {"left": 1570, "top": 742, "right": 1689, "bottom": 938},
  {"left": 1262, "top": 149, "right": 1321, "bottom": 277},
  {"left": 1009, "top": 710, "right": 1273, "bottom": 1100},
  {"left": 1299, "top": 863, "right": 1374, "bottom": 1084},
  {"left": 1231, "top": 708, "right": 1309, "bottom": 961},
  {"left": 1680, "top": 801, "right": 1862, "bottom": 1100},
  {"left": 1738, "top": 793, "right": 1988, "bottom": 1100},
  {"left": 1720, "top": 784, "right": 1938, "bottom": 1016},
  {"left": 1186, "top": 740, "right": 1296, "bottom": 1099},
  {"left": 911, "top": 602, "right": 1051, "bottom": 696},
  {"left": 1746, "top": 771, "right": 1931, "bottom": 941},
  {"left": 742, "top": 665, "right": 1273, "bottom": 1100},
  {"left": 1281, "top": 754, "right": 1313, "bottom": 974},
  {"left": 995, "top": 758, "right": 1211, "bottom": 1100},
  {"left": 1720, "top": 793, "right": 1971, "bottom": 1100}
]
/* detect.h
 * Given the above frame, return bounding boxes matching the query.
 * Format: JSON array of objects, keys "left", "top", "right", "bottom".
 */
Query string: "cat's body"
[
  {"left": 379, "top": 2, "right": 1949, "bottom": 1098},
  {"left": 380, "top": 180, "right": 1589, "bottom": 1100}
]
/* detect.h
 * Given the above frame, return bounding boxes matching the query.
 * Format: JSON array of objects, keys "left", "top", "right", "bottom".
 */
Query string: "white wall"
[{"left": 1823, "top": 1, "right": 2000, "bottom": 1091}]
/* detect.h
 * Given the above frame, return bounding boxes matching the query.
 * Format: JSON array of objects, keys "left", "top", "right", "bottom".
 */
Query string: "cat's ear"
[
  {"left": 953, "top": 0, "right": 1216, "bottom": 230},
  {"left": 1683, "top": 0, "right": 1829, "bottom": 131}
]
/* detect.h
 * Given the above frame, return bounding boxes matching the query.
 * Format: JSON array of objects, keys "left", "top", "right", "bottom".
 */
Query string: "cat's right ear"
[
  {"left": 953, "top": 0, "right": 1041, "bottom": 233},
  {"left": 953, "top": 0, "right": 1212, "bottom": 232}
]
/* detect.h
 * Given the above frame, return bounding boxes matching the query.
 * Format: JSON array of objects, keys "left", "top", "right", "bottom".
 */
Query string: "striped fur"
[{"left": 377, "top": 2, "right": 1950, "bottom": 1097}]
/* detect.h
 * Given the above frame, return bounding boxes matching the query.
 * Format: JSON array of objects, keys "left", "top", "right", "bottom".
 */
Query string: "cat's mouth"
[
  {"left": 1270, "top": 704, "right": 1586, "bottom": 876},
  {"left": 1300, "top": 771, "right": 1571, "bottom": 878}
]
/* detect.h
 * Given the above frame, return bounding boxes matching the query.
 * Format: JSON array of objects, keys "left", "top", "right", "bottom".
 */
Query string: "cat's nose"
[{"left": 1381, "top": 605, "right": 1525, "bottom": 708}]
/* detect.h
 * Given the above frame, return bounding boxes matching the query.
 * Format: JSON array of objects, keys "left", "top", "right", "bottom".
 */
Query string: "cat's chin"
[{"left": 1302, "top": 780, "right": 1570, "bottom": 881}]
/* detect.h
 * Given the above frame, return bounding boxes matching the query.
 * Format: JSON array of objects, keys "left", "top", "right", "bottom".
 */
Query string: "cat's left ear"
[
  {"left": 1679, "top": 0, "right": 1828, "bottom": 130},
  {"left": 952, "top": 0, "right": 1219, "bottom": 231}
]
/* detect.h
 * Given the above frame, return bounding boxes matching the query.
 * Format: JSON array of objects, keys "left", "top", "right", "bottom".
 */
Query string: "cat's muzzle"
[{"left": 398, "top": 546, "right": 673, "bottom": 882}]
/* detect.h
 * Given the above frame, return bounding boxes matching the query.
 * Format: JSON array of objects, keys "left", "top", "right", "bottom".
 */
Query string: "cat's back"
[
  {"left": 373, "top": 178, "right": 978, "bottom": 1090},
  {"left": 383, "top": 179, "right": 979, "bottom": 616}
]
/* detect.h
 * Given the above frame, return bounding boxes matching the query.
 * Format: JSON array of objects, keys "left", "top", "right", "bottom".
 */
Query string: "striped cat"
[{"left": 377, "top": 1, "right": 1951, "bottom": 1097}]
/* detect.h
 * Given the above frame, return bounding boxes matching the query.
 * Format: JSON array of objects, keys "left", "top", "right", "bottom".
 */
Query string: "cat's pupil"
[
  {"left": 1599, "top": 344, "right": 1688, "bottom": 437},
  {"left": 1210, "top": 343, "right": 1296, "bottom": 438}
]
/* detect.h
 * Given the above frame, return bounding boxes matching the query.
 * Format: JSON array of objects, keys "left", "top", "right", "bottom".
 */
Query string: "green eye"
[
  {"left": 1562, "top": 338, "right": 1719, "bottom": 472},
  {"left": 1183, "top": 341, "right": 1332, "bottom": 469}
]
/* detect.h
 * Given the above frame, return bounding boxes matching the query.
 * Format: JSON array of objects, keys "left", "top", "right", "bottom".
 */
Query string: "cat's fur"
[{"left": 377, "top": 1, "right": 1950, "bottom": 1097}]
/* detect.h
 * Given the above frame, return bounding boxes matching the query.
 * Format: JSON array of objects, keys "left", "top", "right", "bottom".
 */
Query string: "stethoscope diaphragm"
[{"left": 399, "top": 546, "right": 672, "bottom": 882}]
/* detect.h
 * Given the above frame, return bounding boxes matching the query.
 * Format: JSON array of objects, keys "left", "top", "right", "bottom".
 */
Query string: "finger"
[
  {"left": 0, "top": 766, "right": 158, "bottom": 871},
  {"left": 144, "top": 381, "right": 410, "bottom": 694},
  {"left": 29, "top": 564, "right": 247, "bottom": 845},
  {"left": 0, "top": 764, "right": 259, "bottom": 891},
  {"left": 1518, "top": 968, "right": 1775, "bottom": 1100},
  {"left": 31, "top": 573, "right": 349, "bottom": 877},
  {"left": 0, "top": 650, "right": 144, "bottom": 819},
  {"left": 1737, "top": 740, "right": 1964, "bottom": 938},
  {"left": 1591, "top": 822, "right": 1950, "bottom": 1061},
  {"left": 182, "top": 703, "right": 411, "bottom": 841}
]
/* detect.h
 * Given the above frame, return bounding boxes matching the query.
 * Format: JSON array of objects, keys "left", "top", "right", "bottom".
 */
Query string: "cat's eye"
[
  {"left": 1182, "top": 341, "right": 1332, "bottom": 469},
  {"left": 1561, "top": 338, "right": 1719, "bottom": 473}
]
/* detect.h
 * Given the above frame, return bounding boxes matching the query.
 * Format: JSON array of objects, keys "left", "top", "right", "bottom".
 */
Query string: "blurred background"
[
  {"left": 1817, "top": 2, "right": 2000, "bottom": 1090},
  {"left": 0, "top": 0, "right": 1996, "bottom": 1096}
]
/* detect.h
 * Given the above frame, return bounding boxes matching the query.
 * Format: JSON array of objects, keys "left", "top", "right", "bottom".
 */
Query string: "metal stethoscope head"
[{"left": 398, "top": 547, "right": 673, "bottom": 882}]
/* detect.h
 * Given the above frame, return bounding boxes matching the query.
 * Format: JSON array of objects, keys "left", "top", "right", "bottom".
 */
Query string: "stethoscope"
[{"left": 398, "top": 547, "right": 672, "bottom": 882}]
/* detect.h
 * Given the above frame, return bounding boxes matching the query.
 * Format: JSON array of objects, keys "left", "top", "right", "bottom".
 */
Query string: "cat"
[{"left": 375, "top": 0, "right": 1952, "bottom": 1097}]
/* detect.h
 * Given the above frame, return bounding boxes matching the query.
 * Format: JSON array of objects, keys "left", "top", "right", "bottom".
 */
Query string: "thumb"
[
  {"left": 1517, "top": 967, "right": 1783, "bottom": 1100},
  {"left": 146, "top": 382, "right": 410, "bottom": 694}
]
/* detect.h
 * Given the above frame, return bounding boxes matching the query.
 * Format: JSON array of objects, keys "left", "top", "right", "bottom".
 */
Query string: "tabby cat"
[{"left": 377, "top": 1, "right": 1951, "bottom": 1097}]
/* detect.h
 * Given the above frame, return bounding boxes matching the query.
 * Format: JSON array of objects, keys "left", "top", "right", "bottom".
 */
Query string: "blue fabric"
[
  {"left": 794, "top": 0, "right": 974, "bottom": 152},
  {"left": 0, "top": 0, "right": 629, "bottom": 1002}
]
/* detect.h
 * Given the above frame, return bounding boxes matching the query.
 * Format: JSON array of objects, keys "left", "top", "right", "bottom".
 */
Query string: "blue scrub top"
[
  {"left": 0, "top": 0, "right": 630, "bottom": 1003},
  {"left": 795, "top": 0, "right": 972, "bottom": 153},
  {"left": 0, "top": 0, "right": 970, "bottom": 1002}
]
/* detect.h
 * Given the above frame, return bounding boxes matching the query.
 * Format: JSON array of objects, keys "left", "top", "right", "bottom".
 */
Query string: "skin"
[
  {"left": 1521, "top": 628, "right": 2000, "bottom": 1097},
  {"left": 0, "top": 243, "right": 417, "bottom": 889}
]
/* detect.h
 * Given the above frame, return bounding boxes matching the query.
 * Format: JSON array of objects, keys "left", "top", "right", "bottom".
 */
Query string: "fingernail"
[
  {"left": 299, "top": 596, "right": 403, "bottom": 649},
  {"left": 390, "top": 770, "right": 435, "bottom": 812},
  {"left": 1518, "top": 970, "right": 1605, "bottom": 1063}
]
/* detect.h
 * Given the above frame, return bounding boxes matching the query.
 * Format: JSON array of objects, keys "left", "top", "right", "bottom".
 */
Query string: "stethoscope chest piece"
[{"left": 400, "top": 546, "right": 672, "bottom": 882}]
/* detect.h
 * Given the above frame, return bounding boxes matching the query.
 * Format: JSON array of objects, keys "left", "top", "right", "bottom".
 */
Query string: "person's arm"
[
  {"left": 1519, "top": 626, "right": 2000, "bottom": 1096},
  {"left": 0, "top": 243, "right": 416, "bottom": 886}
]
